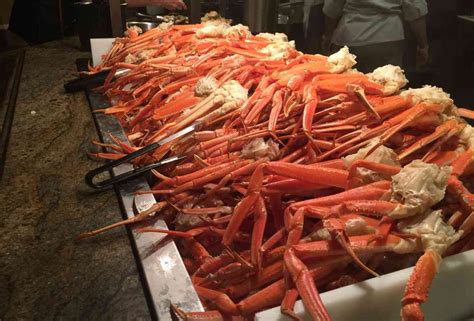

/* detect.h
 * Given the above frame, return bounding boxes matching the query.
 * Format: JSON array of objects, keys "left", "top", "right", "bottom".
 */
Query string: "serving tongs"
[
  {"left": 64, "top": 68, "right": 130, "bottom": 93},
  {"left": 136, "top": 12, "right": 165, "bottom": 22},
  {"left": 85, "top": 121, "right": 201, "bottom": 190}
]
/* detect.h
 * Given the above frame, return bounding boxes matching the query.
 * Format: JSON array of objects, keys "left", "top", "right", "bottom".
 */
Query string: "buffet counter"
[{"left": 0, "top": 38, "right": 150, "bottom": 320}]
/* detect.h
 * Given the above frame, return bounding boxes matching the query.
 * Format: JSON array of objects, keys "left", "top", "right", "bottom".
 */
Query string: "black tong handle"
[
  {"left": 85, "top": 121, "right": 201, "bottom": 189},
  {"left": 85, "top": 155, "right": 184, "bottom": 190},
  {"left": 64, "top": 69, "right": 110, "bottom": 93},
  {"left": 85, "top": 141, "right": 161, "bottom": 189}
]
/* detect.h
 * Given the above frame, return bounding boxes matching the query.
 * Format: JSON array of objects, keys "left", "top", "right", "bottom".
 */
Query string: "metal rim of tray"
[{"left": 85, "top": 90, "right": 203, "bottom": 320}]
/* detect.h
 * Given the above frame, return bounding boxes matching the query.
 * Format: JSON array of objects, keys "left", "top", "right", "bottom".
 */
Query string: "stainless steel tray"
[{"left": 85, "top": 90, "right": 204, "bottom": 320}]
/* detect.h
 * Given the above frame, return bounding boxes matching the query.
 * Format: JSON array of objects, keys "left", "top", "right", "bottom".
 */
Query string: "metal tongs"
[
  {"left": 85, "top": 121, "right": 201, "bottom": 190},
  {"left": 136, "top": 12, "right": 165, "bottom": 22},
  {"left": 64, "top": 68, "right": 130, "bottom": 93}
]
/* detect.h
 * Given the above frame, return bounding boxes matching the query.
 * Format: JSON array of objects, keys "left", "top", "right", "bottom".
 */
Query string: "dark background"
[{"left": 4, "top": 0, "right": 474, "bottom": 107}]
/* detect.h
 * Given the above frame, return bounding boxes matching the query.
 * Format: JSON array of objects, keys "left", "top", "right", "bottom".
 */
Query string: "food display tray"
[
  {"left": 86, "top": 87, "right": 474, "bottom": 321},
  {"left": 86, "top": 40, "right": 474, "bottom": 321},
  {"left": 256, "top": 249, "right": 474, "bottom": 321},
  {"left": 86, "top": 90, "right": 204, "bottom": 320}
]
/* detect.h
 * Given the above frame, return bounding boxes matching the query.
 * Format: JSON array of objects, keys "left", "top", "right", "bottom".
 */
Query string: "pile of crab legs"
[{"left": 78, "top": 16, "right": 474, "bottom": 321}]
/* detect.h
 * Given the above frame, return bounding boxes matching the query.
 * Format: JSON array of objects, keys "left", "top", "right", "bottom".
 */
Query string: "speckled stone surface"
[{"left": 0, "top": 38, "right": 151, "bottom": 321}]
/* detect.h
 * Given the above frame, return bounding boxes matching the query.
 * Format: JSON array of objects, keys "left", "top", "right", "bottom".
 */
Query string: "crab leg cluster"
[{"left": 79, "top": 12, "right": 474, "bottom": 321}]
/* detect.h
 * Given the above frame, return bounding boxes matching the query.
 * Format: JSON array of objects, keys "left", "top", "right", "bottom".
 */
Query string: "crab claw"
[{"left": 347, "top": 83, "right": 381, "bottom": 120}]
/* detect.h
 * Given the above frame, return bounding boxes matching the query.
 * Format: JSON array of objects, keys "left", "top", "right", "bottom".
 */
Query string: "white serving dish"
[{"left": 256, "top": 249, "right": 474, "bottom": 321}]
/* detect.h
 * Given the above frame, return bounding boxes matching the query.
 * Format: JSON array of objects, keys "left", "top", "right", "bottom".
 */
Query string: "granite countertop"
[{"left": 0, "top": 38, "right": 151, "bottom": 321}]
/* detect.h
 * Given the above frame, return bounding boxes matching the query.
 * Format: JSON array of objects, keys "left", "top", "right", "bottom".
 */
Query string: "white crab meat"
[
  {"left": 345, "top": 218, "right": 376, "bottom": 236},
  {"left": 185, "top": 80, "right": 247, "bottom": 122},
  {"left": 457, "top": 124, "right": 474, "bottom": 151},
  {"left": 307, "top": 218, "right": 376, "bottom": 242},
  {"left": 196, "top": 21, "right": 251, "bottom": 39},
  {"left": 310, "top": 228, "right": 332, "bottom": 241},
  {"left": 368, "top": 64, "right": 408, "bottom": 96},
  {"left": 327, "top": 46, "right": 357, "bottom": 73},
  {"left": 161, "top": 15, "right": 188, "bottom": 24},
  {"left": 124, "top": 53, "right": 138, "bottom": 64},
  {"left": 256, "top": 32, "right": 289, "bottom": 43},
  {"left": 124, "top": 25, "right": 142, "bottom": 37},
  {"left": 195, "top": 23, "right": 225, "bottom": 38},
  {"left": 389, "top": 160, "right": 451, "bottom": 219},
  {"left": 398, "top": 210, "right": 462, "bottom": 254},
  {"left": 392, "top": 238, "right": 420, "bottom": 254},
  {"left": 201, "top": 80, "right": 248, "bottom": 120},
  {"left": 137, "top": 49, "right": 155, "bottom": 61},
  {"left": 201, "top": 11, "right": 220, "bottom": 22},
  {"left": 260, "top": 40, "right": 296, "bottom": 60},
  {"left": 343, "top": 138, "right": 400, "bottom": 185},
  {"left": 175, "top": 213, "right": 204, "bottom": 231},
  {"left": 223, "top": 24, "right": 251, "bottom": 39},
  {"left": 124, "top": 49, "right": 155, "bottom": 64},
  {"left": 215, "top": 80, "right": 248, "bottom": 105},
  {"left": 241, "top": 138, "right": 279, "bottom": 160},
  {"left": 194, "top": 76, "right": 218, "bottom": 97},
  {"left": 401, "top": 85, "right": 453, "bottom": 108},
  {"left": 195, "top": 21, "right": 230, "bottom": 39},
  {"left": 344, "top": 139, "right": 399, "bottom": 167},
  {"left": 158, "top": 22, "right": 173, "bottom": 31}
]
